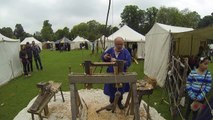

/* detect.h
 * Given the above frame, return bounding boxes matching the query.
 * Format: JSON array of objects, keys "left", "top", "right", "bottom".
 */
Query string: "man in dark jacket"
[
  {"left": 25, "top": 42, "right": 33, "bottom": 73},
  {"left": 32, "top": 41, "right": 43, "bottom": 70},
  {"left": 19, "top": 46, "right": 30, "bottom": 76}
]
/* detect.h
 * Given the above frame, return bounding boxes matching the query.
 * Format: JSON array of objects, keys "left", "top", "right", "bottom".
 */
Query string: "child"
[{"left": 185, "top": 57, "right": 212, "bottom": 120}]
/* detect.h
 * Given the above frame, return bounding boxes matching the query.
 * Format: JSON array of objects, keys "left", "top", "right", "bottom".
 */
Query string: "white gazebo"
[
  {"left": 21, "top": 37, "right": 42, "bottom": 50},
  {"left": 71, "top": 36, "right": 90, "bottom": 49}
]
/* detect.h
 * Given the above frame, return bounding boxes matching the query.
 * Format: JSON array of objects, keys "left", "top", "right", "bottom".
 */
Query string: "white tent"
[
  {"left": 106, "top": 25, "right": 145, "bottom": 59},
  {"left": 21, "top": 37, "right": 42, "bottom": 50},
  {"left": 71, "top": 36, "right": 90, "bottom": 49},
  {"left": 0, "top": 33, "right": 22, "bottom": 85},
  {"left": 144, "top": 23, "right": 194, "bottom": 87}
]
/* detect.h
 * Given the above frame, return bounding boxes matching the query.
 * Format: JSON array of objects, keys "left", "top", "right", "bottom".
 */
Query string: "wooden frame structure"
[
  {"left": 68, "top": 72, "right": 141, "bottom": 120},
  {"left": 165, "top": 56, "right": 188, "bottom": 119}
]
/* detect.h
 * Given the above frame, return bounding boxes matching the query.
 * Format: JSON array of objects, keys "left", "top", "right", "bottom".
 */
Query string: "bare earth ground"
[{"left": 14, "top": 89, "right": 165, "bottom": 120}]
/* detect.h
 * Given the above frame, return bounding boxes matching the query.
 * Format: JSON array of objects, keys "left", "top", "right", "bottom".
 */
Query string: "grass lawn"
[{"left": 1, "top": 49, "right": 213, "bottom": 120}]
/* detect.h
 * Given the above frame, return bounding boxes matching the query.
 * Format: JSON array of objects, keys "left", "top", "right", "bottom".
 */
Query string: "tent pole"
[{"left": 103, "top": 0, "right": 111, "bottom": 50}]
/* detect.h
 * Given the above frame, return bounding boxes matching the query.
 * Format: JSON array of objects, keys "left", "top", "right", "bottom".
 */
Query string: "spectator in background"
[
  {"left": 19, "top": 46, "right": 30, "bottom": 77},
  {"left": 132, "top": 42, "right": 137, "bottom": 58},
  {"left": 85, "top": 42, "right": 88, "bottom": 50},
  {"left": 96, "top": 40, "right": 99, "bottom": 53},
  {"left": 25, "top": 42, "right": 33, "bottom": 73},
  {"left": 210, "top": 49, "right": 213, "bottom": 62},
  {"left": 80, "top": 43, "right": 83, "bottom": 50},
  {"left": 127, "top": 43, "right": 132, "bottom": 57},
  {"left": 91, "top": 42, "right": 95, "bottom": 54},
  {"left": 32, "top": 41, "right": 43, "bottom": 71}
]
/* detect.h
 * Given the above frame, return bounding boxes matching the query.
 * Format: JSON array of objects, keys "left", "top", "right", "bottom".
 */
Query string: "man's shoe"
[
  {"left": 118, "top": 103, "right": 125, "bottom": 110},
  {"left": 106, "top": 104, "right": 113, "bottom": 111}
]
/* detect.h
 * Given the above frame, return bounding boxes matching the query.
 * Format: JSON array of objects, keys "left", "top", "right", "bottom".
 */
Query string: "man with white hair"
[{"left": 102, "top": 37, "right": 131, "bottom": 110}]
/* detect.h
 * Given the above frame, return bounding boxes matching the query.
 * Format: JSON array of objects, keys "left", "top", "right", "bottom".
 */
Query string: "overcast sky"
[{"left": 0, "top": 0, "right": 212, "bottom": 34}]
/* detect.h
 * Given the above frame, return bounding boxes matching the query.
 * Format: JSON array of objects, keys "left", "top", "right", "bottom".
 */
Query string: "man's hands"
[
  {"left": 104, "top": 53, "right": 117, "bottom": 62},
  {"left": 111, "top": 58, "right": 116, "bottom": 62},
  {"left": 104, "top": 53, "right": 111, "bottom": 60}
]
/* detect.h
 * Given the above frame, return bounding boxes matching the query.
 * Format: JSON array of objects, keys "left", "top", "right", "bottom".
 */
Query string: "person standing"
[
  {"left": 25, "top": 42, "right": 33, "bottom": 73},
  {"left": 19, "top": 46, "right": 30, "bottom": 77},
  {"left": 32, "top": 41, "right": 43, "bottom": 71},
  {"left": 132, "top": 42, "right": 137, "bottom": 58},
  {"left": 102, "top": 37, "right": 131, "bottom": 110},
  {"left": 185, "top": 57, "right": 212, "bottom": 120}
]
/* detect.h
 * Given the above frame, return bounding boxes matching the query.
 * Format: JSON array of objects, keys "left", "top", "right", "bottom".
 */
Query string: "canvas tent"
[
  {"left": 106, "top": 25, "right": 145, "bottom": 59},
  {"left": 0, "top": 33, "right": 22, "bottom": 85},
  {"left": 21, "top": 37, "right": 42, "bottom": 50},
  {"left": 54, "top": 37, "right": 72, "bottom": 50},
  {"left": 144, "top": 23, "right": 194, "bottom": 87},
  {"left": 42, "top": 41, "right": 55, "bottom": 50},
  {"left": 55, "top": 37, "right": 72, "bottom": 44},
  {"left": 71, "top": 36, "right": 90, "bottom": 49}
]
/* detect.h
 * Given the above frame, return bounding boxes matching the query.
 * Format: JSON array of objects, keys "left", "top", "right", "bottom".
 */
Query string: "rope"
[
  {"left": 110, "top": 0, "right": 119, "bottom": 92},
  {"left": 114, "top": 68, "right": 119, "bottom": 91},
  {"left": 111, "top": 0, "right": 114, "bottom": 27}
]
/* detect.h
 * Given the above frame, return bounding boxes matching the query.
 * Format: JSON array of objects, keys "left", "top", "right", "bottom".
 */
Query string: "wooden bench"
[
  {"left": 137, "top": 80, "right": 153, "bottom": 120},
  {"left": 27, "top": 81, "right": 65, "bottom": 120}
]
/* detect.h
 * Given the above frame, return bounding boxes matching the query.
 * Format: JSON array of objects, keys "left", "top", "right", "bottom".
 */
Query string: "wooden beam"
[
  {"left": 132, "top": 83, "right": 140, "bottom": 120},
  {"left": 70, "top": 84, "right": 77, "bottom": 120},
  {"left": 69, "top": 72, "right": 137, "bottom": 84}
]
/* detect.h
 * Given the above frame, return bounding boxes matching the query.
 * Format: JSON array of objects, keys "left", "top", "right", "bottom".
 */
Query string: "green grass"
[{"left": 0, "top": 49, "right": 213, "bottom": 120}]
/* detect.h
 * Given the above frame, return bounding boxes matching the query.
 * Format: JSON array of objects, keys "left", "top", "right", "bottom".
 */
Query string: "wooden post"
[
  {"left": 84, "top": 61, "right": 92, "bottom": 74},
  {"left": 125, "top": 86, "right": 132, "bottom": 108},
  {"left": 130, "top": 86, "right": 134, "bottom": 115},
  {"left": 60, "top": 87, "right": 65, "bottom": 102},
  {"left": 116, "top": 60, "right": 124, "bottom": 73},
  {"left": 132, "top": 83, "right": 140, "bottom": 120},
  {"left": 70, "top": 84, "right": 77, "bottom": 120},
  {"left": 69, "top": 72, "right": 139, "bottom": 120}
]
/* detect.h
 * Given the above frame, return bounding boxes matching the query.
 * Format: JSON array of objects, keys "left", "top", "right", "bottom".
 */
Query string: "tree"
[
  {"left": 33, "top": 31, "right": 42, "bottom": 41},
  {"left": 63, "top": 27, "right": 70, "bottom": 38},
  {"left": 120, "top": 5, "right": 141, "bottom": 32},
  {"left": 156, "top": 7, "right": 201, "bottom": 28},
  {"left": 87, "top": 20, "right": 102, "bottom": 41},
  {"left": 181, "top": 9, "right": 200, "bottom": 28},
  {"left": 54, "top": 29, "right": 64, "bottom": 41},
  {"left": 0, "top": 27, "right": 15, "bottom": 38},
  {"left": 69, "top": 20, "right": 118, "bottom": 42},
  {"left": 156, "top": 7, "right": 183, "bottom": 26},
  {"left": 70, "top": 22, "right": 89, "bottom": 40},
  {"left": 120, "top": 5, "right": 157, "bottom": 34},
  {"left": 142, "top": 7, "right": 158, "bottom": 34},
  {"left": 14, "top": 24, "right": 25, "bottom": 41},
  {"left": 198, "top": 13, "right": 213, "bottom": 28},
  {"left": 41, "top": 20, "right": 54, "bottom": 41}
]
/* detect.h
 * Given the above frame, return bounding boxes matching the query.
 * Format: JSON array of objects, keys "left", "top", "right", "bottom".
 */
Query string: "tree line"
[{"left": 0, "top": 5, "right": 213, "bottom": 42}]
